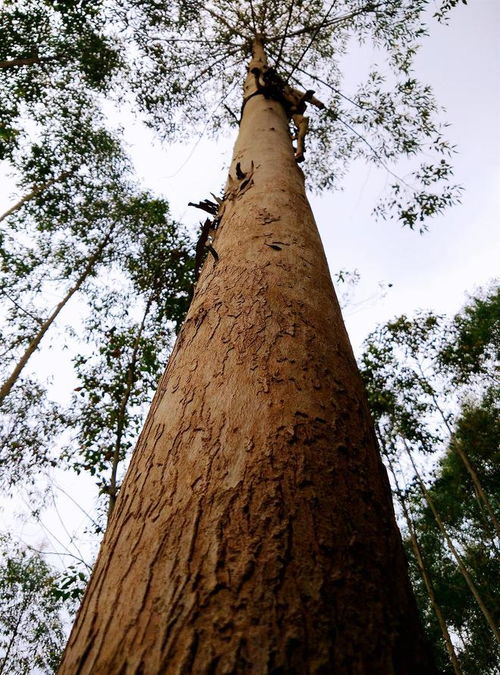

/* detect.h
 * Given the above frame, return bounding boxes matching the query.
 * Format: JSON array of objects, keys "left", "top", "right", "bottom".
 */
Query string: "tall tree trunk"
[
  {"left": 378, "top": 431, "right": 462, "bottom": 675},
  {"left": 0, "top": 228, "right": 114, "bottom": 406},
  {"left": 59, "top": 38, "right": 435, "bottom": 674},
  {"left": 404, "top": 442, "right": 500, "bottom": 643},
  {"left": 0, "top": 169, "right": 74, "bottom": 224}
]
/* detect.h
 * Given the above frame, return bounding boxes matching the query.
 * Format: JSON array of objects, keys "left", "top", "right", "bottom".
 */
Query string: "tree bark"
[{"left": 59, "top": 38, "right": 435, "bottom": 674}]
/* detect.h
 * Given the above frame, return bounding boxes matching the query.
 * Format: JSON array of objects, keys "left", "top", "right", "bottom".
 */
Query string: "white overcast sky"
[{"left": 126, "top": 0, "right": 499, "bottom": 355}]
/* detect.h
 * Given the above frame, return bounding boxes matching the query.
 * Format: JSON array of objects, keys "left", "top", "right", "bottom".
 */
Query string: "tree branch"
[
  {"left": 266, "top": 1, "right": 390, "bottom": 42},
  {"left": 1, "top": 291, "right": 44, "bottom": 326},
  {"left": 0, "top": 225, "right": 116, "bottom": 406},
  {"left": 0, "top": 169, "right": 75, "bottom": 224},
  {"left": 203, "top": 6, "right": 247, "bottom": 38},
  {"left": 265, "top": 47, "right": 417, "bottom": 193},
  {"left": 0, "top": 55, "right": 61, "bottom": 69}
]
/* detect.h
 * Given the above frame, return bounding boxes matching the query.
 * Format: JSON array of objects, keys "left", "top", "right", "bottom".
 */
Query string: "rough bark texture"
[{"left": 59, "top": 40, "right": 435, "bottom": 674}]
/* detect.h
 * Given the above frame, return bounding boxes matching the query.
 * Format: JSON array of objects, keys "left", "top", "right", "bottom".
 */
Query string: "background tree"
[
  {"left": 0, "top": 184, "right": 194, "bottom": 665},
  {"left": 0, "top": 534, "right": 66, "bottom": 674},
  {"left": 361, "top": 283, "right": 500, "bottom": 673},
  {"left": 63, "top": 198, "right": 194, "bottom": 523},
  {"left": 0, "top": 0, "right": 120, "bottom": 159},
  {"left": 1, "top": 13, "right": 195, "bottom": 648},
  {"left": 56, "top": 0, "right": 469, "bottom": 668}
]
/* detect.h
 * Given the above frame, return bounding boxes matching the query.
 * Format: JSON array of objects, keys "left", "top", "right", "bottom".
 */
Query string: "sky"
[{"left": 1, "top": 0, "right": 499, "bottom": 577}]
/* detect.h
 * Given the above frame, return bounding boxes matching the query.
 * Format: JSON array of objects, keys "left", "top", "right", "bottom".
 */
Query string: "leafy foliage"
[
  {"left": 0, "top": 379, "right": 68, "bottom": 491},
  {"left": 0, "top": 0, "right": 197, "bottom": 636},
  {"left": 405, "top": 398, "right": 499, "bottom": 674},
  {"left": 439, "top": 285, "right": 500, "bottom": 384},
  {"left": 62, "top": 204, "right": 194, "bottom": 521},
  {"left": 361, "top": 283, "right": 500, "bottom": 673},
  {"left": 0, "top": 0, "right": 121, "bottom": 159},
  {"left": 0, "top": 534, "right": 66, "bottom": 674},
  {"left": 1, "top": 0, "right": 463, "bottom": 228}
]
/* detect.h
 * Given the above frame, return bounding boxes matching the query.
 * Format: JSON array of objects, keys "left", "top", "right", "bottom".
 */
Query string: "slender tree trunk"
[
  {"left": 106, "top": 294, "right": 155, "bottom": 522},
  {"left": 405, "top": 442, "right": 500, "bottom": 643},
  {"left": 379, "top": 433, "right": 462, "bottom": 675},
  {"left": 59, "top": 38, "right": 435, "bottom": 674},
  {"left": 0, "top": 56, "right": 60, "bottom": 69},
  {"left": 0, "top": 229, "right": 114, "bottom": 406},
  {"left": 0, "top": 595, "right": 32, "bottom": 675},
  {"left": 0, "top": 169, "right": 74, "bottom": 224},
  {"left": 416, "top": 362, "right": 500, "bottom": 538}
]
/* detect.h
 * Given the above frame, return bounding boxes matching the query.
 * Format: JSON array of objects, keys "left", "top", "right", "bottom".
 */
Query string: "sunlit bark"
[{"left": 59, "top": 38, "right": 434, "bottom": 674}]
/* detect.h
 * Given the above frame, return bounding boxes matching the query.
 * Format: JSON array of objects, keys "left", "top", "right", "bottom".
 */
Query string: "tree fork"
[{"left": 59, "top": 37, "right": 435, "bottom": 674}]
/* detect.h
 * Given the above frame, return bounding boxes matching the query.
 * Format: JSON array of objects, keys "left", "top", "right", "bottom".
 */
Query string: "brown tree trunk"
[
  {"left": 59, "top": 38, "right": 435, "bottom": 674},
  {"left": 0, "top": 55, "right": 60, "bottom": 69}
]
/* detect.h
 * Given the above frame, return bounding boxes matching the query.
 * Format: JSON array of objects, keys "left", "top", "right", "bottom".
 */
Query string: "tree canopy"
[
  {"left": 361, "top": 283, "right": 499, "bottom": 673},
  {"left": 2, "top": 0, "right": 462, "bottom": 228}
]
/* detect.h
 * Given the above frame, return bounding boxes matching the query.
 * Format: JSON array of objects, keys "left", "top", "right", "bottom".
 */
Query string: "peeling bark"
[{"left": 59, "top": 39, "right": 435, "bottom": 674}]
